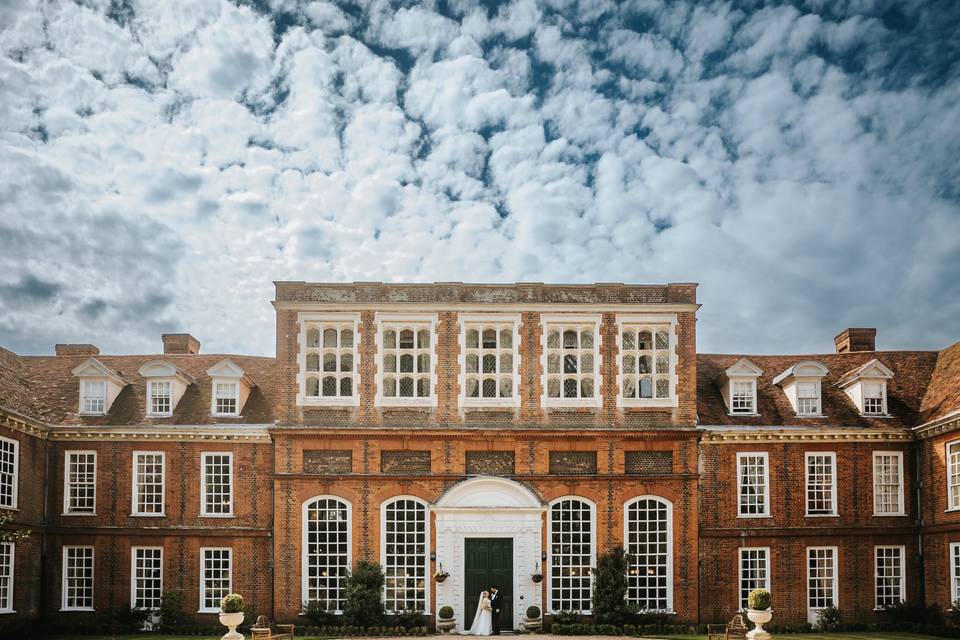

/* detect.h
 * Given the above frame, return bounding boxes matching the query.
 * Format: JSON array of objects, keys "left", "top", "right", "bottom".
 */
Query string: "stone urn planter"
[
  {"left": 746, "top": 588, "right": 772, "bottom": 640},
  {"left": 219, "top": 593, "right": 246, "bottom": 640},
  {"left": 437, "top": 605, "right": 456, "bottom": 634},
  {"left": 521, "top": 606, "right": 542, "bottom": 633}
]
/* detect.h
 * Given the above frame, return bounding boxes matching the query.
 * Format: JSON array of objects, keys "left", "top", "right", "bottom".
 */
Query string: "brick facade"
[{"left": 0, "top": 281, "right": 956, "bottom": 634}]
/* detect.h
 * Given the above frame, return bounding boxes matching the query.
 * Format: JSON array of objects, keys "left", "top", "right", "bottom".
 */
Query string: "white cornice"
[
  {"left": 699, "top": 426, "right": 911, "bottom": 443},
  {"left": 47, "top": 424, "right": 272, "bottom": 442}
]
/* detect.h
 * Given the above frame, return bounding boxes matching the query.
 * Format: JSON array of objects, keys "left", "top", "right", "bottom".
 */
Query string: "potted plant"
[
  {"left": 521, "top": 606, "right": 542, "bottom": 632},
  {"left": 434, "top": 562, "right": 450, "bottom": 583},
  {"left": 746, "top": 588, "right": 772, "bottom": 640},
  {"left": 219, "top": 593, "right": 245, "bottom": 640},
  {"left": 437, "top": 605, "right": 456, "bottom": 633},
  {"left": 530, "top": 562, "right": 543, "bottom": 583}
]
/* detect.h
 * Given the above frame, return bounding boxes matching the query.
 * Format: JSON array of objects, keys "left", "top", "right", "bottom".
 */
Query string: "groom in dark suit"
[{"left": 488, "top": 585, "right": 501, "bottom": 635}]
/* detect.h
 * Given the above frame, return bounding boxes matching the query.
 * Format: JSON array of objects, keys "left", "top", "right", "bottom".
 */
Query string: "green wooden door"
[{"left": 464, "top": 538, "right": 513, "bottom": 630}]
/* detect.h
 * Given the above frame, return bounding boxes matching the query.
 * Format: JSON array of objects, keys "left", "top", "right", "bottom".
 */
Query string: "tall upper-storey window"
[
  {"left": 0, "top": 437, "right": 18, "bottom": 510},
  {"left": 737, "top": 452, "right": 770, "bottom": 517},
  {"left": 377, "top": 314, "right": 437, "bottom": 407},
  {"left": 873, "top": 451, "right": 904, "bottom": 516},
  {"left": 132, "top": 452, "right": 164, "bottom": 516},
  {"left": 460, "top": 316, "right": 520, "bottom": 408},
  {"left": 201, "top": 453, "right": 233, "bottom": 517},
  {"left": 617, "top": 316, "right": 677, "bottom": 407},
  {"left": 948, "top": 440, "right": 960, "bottom": 511},
  {"left": 541, "top": 315, "right": 601, "bottom": 408},
  {"left": 300, "top": 314, "right": 360, "bottom": 406},
  {"left": 64, "top": 451, "right": 96, "bottom": 515},
  {"left": 805, "top": 452, "right": 837, "bottom": 516}
]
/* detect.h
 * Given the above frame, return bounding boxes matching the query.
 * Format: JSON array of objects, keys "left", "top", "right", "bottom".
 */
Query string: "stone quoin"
[{"left": 0, "top": 281, "right": 958, "bottom": 633}]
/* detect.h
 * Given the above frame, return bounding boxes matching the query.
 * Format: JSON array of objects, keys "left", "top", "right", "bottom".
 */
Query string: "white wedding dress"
[{"left": 465, "top": 593, "right": 493, "bottom": 635}]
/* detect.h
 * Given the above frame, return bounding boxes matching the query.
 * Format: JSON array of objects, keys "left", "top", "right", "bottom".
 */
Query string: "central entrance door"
[{"left": 464, "top": 538, "right": 513, "bottom": 631}]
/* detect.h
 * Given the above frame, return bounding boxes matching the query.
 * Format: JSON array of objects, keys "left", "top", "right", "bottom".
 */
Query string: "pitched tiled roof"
[
  {"left": 17, "top": 353, "right": 277, "bottom": 426},
  {"left": 0, "top": 346, "right": 40, "bottom": 418},
  {"left": 697, "top": 351, "right": 940, "bottom": 428},
  {"left": 920, "top": 342, "right": 960, "bottom": 425}
]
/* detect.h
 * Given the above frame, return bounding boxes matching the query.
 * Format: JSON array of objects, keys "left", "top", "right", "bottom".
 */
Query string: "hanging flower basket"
[
  {"left": 434, "top": 571, "right": 450, "bottom": 583},
  {"left": 530, "top": 573, "right": 543, "bottom": 583}
]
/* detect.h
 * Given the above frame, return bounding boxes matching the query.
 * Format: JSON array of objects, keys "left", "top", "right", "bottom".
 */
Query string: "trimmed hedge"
[{"left": 552, "top": 620, "right": 960, "bottom": 638}]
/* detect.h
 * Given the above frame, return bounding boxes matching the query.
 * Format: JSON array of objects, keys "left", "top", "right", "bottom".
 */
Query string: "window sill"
[
  {"left": 60, "top": 607, "right": 95, "bottom": 612},
  {"left": 146, "top": 414, "right": 173, "bottom": 419},
  {"left": 862, "top": 414, "right": 892, "bottom": 419},
  {"left": 131, "top": 513, "right": 166, "bottom": 517},
  {"left": 944, "top": 508, "right": 960, "bottom": 513},
  {"left": 873, "top": 513, "right": 907, "bottom": 517},
  {"left": 198, "top": 609, "right": 220, "bottom": 614},
  {"left": 619, "top": 399, "right": 678, "bottom": 409},
  {"left": 300, "top": 399, "right": 359, "bottom": 408},
  {"left": 805, "top": 514, "right": 839, "bottom": 518},
  {"left": 462, "top": 404, "right": 517, "bottom": 413},
  {"left": 200, "top": 513, "right": 235, "bottom": 518},
  {"left": 728, "top": 412, "right": 760, "bottom": 417},
  {"left": 62, "top": 512, "right": 97, "bottom": 516},
  {"left": 211, "top": 413, "right": 241, "bottom": 418},
  {"left": 543, "top": 400, "right": 601, "bottom": 410},
  {"left": 78, "top": 412, "right": 106, "bottom": 417},
  {"left": 796, "top": 413, "right": 826, "bottom": 418},
  {"left": 0, "top": 609, "right": 16, "bottom": 614},
  {"left": 378, "top": 399, "right": 436, "bottom": 409},
  {"left": 737, "top": 514, "right": 772, "bottom": 519}
]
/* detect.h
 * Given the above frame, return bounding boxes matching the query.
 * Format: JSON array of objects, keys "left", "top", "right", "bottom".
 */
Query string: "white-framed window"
[
  {"left": 797, "top": 381, "right": 821, "bottom": 415},
  {"left": 213, "top": 382, "right": 239, "bottom": 416},
  {"left": 147, "top": 380, "right": 172, "bottom": 416},
  {"left": 951, "top": 543, "right": 960, "bottom": 605},
  {"left": 63, "top": 451, "right": 96, "bottom": 515},
  {"left": 948, "top": 440, "right": 960, "bottom": 511},
  {"left": 199, "top": 547, "right": 231, "bottom": 613},
  {"left": 131, "top": 547, "right": 163, "bottom": 611},
  {"left": 62, "top": 546, "right": 95, "bottom": 611},
  {"left": 873, "top": 451, "right": 904, "bottom": 516},
  {"left": 0, "top": 437, "right": 18, "bottom": 510},
  {"left": 807, "top": 547, "right": 838, "bottom": 614},
  {"left": 805, "top": 452, "right": 837, "bottom": 516},
  {"left": 542, "top": 315, "right": 601, "bottom": 408},
  {"left": 737, "top": 452, "right": 770, "bottom": 517},
  {"left": 739, "top": 547, "right": 770, "bottom": 609},
  {"left": 617, "top": 318, "right": 676, "bottom": 406},
  {"left": 302, "top": 496, "right": 351, "bottom": 613},
  {"left": 376, "top": 314, "right": 437, "bottom": 407},
  {"left": 874, "top": 546, "right": 904, "bottom": 609},
  {"left": 549, "top": 497, "right": 595, "bottom": 614},
  {"left": 132, "top": 452, "right": 164, "bottom": 516},
  {"left": 80, "top": 379, "right": 106, "bottom": 415},
  {"left": 201, "top": 453, "right": 233, "bottom": 517},
  {"left": 862, "top": 381, "right": 886, "bottom": 415},
  {"left": 381, "top": 497, "right": 428, "bottom": 614},
  {"left": 301, "top": 314, "right": 360, "bottom": 406},
  {"left": 459, "top": 316, "right": 521, "bottom": 408},
  {"left": 730, "top": 380, "right": 756, "bottom": 414},
  {"left": 0, "top": 542, "right": 13, "bottom": 614},
  {"left": 624, "top": 496, "right": 673, "bottom": 612}
]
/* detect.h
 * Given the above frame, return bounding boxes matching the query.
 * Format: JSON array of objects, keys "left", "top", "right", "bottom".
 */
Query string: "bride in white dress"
[{"left": 465, "top": 590, "right": 493, "bottom": 635}]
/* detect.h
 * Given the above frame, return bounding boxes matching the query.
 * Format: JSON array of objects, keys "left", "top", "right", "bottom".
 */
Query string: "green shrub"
[
  {"left": 438, "top": 605, "right": 454, "bottom": 619},
  {"left": 553, "top": 611, "right": 581, "bottom": 625},
  {"left": 158, "top": 590, "right": 186, "bottom": 631},
  {"left": 591, "top": 546, "right": 633, "bottom": 626},
  {"left": 343, "top": 560, "right": 386, "bottom": 627},
  {"left": 878, "top": 601, "right": 943, "bottom": 625},
  {"left": 393, "top": 608, "right": 424, "bottom": 629},
  {"left": 220, "top": 593, "right": 244, "bottom": 613},
  {"left": 815, "top": 605, "right": 842, "bottom": 631},
  {"left": 747, "top": 588, "right": 771, "bottom": 610},
  {"left": 526, "top": 606, "right": 541, "bottom": 619},
  {"left": 302, "top": 600, "right": 337, "bottom": 626}
]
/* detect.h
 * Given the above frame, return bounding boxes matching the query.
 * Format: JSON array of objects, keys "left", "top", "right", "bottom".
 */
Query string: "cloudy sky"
[{"left": 1, "top": 0, "right": 958, "bottom": 357}]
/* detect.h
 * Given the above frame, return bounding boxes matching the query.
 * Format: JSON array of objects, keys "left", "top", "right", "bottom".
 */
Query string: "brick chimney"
[
  {"left": 55, "top": 344, "right": 100, "bottom": 357},
  {"left": 834, "top": 328, "right": 876, "bottom": 353},
  {"left": 162, "top": 333, "right": 200, "bottom": 355}
]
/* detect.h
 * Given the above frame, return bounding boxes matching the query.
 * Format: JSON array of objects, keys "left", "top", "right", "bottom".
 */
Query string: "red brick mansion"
[{"left": 0, "top": 282, "right": 958, "bottom": 633}]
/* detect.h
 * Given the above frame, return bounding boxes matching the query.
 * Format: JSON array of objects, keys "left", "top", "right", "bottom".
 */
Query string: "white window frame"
[
  {"left": 736, "top": 452, "right": 770, "bottom": 518},
  {"left": 375, "top": 313, "right": 438, "bottom": 408},
  {"left": 873, "top": 451, "right": 905, "bottom": 516},
  {"left": 146, "top": 379, "right": 173, "bottom": 417},
  {"left": 211, "top": 380, "right": 240, "bottom": 417},
  {"left": 729, "top": 379, "right": 757, "bottom": 415},
  {"left": 299, "top": 313, "right": 361, "bottom": 407},
  {"left": 79, "top": 379, "right": 107, "bottom": 415},
  {"left": 874, "top": 545, "right": 905, "bottom": 610},
  {"left": 738, "top": 547, "right": 771, "bottom": 610},
  {"left": 200, "top": 452, "right": 233, "bottom": 518},
  {"left": 0, "top": 436, "right": 18, "bottom": 510},
  {"left": 616, "top": 315, "right": 678, "bottom": 408},
  {"left": 796, "top": 380, "right": 822, "bottom": 416},
  {"left": 380, "top": 496, "right": 431, "bottom": 615},
  {"left": 131, "top": 546, "right": 163, "bottom": 611},
  {"left": 623, "top": 495, "right": 674, "bottom": 613},
  {"left": 948, "top": 440, "right": 960, "bottom": 512},
  {"left": 0, "top": 542, "right": 13, "bottom": 614},
  {"left": 63, "top": 450, "right": 97, "bottom": 515},
  {"left": 861, "top": 381, "right": 887, "bottom": 416},
  {"left": 951, "top": 543, "right": 960, "bottom": 605},
  {"left": 540, "top": 314, "right": 603, "bottom": 409},
  {"left": 198, "top": 547, "right": 232, "bottom": 613},
  {"left": 548, "top": 496, "right": 597, "bottom": 614},
  {"left": 805, "top": 452, "right": 838, "bottom": 517},
  {"left": 458, "top": 314, "right": 521, "bottom": 409},
  {"left": 302, "top": 495, "right": 353, "bottom": 614},
  {"left": 61, "top": 545, "right": 95, "bottom": 611},
  {"left": 132, "top": 451, "right": 165, "bottom": 516},
  {"left": 806, "top": 546, "right": 838, "bottom": 619}
]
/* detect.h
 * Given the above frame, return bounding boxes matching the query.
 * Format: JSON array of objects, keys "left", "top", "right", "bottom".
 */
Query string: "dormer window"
[
  {"left": 149, "top": 381, "right": 172, "bottom": 416},
  {"left": 138, "top": 360, "right": 194, "bottom": 418},
  {"left": 206, "top": 359, "right": 256, "bottom": 417},
  {"left": 723, "top": 358, "right": 763, "bottom": 416},
  {"left": 81, "top": 380, "right": 106, "bottom": 414},
  {"left": 835, "top": 359, "right": 893, "bottom": 417},
  {"left": 772, "top": 361, "right": 829, "bottom": 417}
]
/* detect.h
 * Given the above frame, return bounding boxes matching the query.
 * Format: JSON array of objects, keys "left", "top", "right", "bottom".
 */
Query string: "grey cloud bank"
[{"left": 0, "top": 0, "right": 958, "bottom": 357}]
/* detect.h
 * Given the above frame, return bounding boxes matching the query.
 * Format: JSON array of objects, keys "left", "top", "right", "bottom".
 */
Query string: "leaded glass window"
[{"left": 620, "top": 325, "right": 672, "bottom": 400}]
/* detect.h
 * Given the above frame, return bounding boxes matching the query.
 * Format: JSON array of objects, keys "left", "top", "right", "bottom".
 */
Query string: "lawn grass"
[{"left": 36, "top": 633, "right": 949, "bottom": 640}]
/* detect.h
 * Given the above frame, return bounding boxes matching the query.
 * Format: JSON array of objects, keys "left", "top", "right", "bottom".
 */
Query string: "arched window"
[
  {"left": 302, "top": 496, "right": 351, "bottom": 613},
  {"left": 549, "top": 497, "right": 595, "bottom": 614},
  {"left": 624, "top": 496, "right": 673, "bottom": 612},
  {"left": 381, "top": 497, "right": 429, "bottom": 613}
]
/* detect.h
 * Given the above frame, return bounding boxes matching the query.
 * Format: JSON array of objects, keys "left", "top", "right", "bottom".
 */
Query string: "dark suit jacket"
[{"left": 489, "top": 592, "right": 502, "bottom": 614}]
